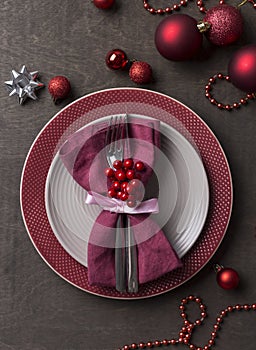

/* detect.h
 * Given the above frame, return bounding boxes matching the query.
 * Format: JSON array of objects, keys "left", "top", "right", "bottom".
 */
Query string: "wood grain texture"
[{"left": 1, "top": 1, "right": 256, "bottom": 349}]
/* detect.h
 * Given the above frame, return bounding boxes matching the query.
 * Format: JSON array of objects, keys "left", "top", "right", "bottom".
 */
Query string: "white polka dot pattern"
[{"left": 20, "top": 88, "right": 232, "bottom": 299}]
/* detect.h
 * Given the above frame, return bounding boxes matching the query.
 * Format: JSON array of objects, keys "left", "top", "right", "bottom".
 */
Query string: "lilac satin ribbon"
[{"left": 85, "top": 192, "right": 159, "bottom": 214}]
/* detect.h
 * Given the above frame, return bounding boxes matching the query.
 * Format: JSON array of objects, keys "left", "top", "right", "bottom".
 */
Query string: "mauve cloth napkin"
[{"left": 59, "top": 118, "right": 182, "bottom": 287}]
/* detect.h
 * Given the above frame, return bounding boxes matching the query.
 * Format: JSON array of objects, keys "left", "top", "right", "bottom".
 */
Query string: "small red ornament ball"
[
  {"left": 93, "top": 0, "right": 115, "bottom": 9},
  {"left": 48, "top": 76, "right": 71, "bottom": 102},
  {"left": 106, "top": 49, "right": 128, "bottom": 70},
  {"left": 204, "top": 5, "right": 243, "bottom": 46},
  {"left": 129, "top": 61, "right": 152, "bottom": 84},
  {"left": 155, "top": 14, "right": 203, "bottom": 61},
  {"left": 216, "top": 267, "right": 240, "bottom": 290},
  {"left": 228, "top": 44, "right": 256, "bottom": 93}
]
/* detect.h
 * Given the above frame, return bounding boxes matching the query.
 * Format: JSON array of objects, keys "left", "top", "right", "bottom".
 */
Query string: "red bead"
[
  {"left": 108, "top": 188, "right": 116, "bottom": 198},
  {"left": 115, "top": 170, "right": 126, "bottom": 181},
  {"left": 154, "top": 340, "right": 161, "bottom": 347},
  {"left": 123, "top": 158, "right": 134, "bottom": 169},
  {"left": 48, "top": 76, "right": 71, "bottom": 102},
  {"left": 113, "top": 160, "right": 123, "bottom": 169},
  {"left": 189, "top": 345, "right": 195, "bottom": 350},
  {"left": 195, "top": 320, "right": 201, "bottom": 325},
  {"left": 121, "top": 192, "right": 129, "bottom": 201},
  {"left": 227, "top": 306, "right": 233, "bottom": 312},
  {"left": 173, "top": 4, "right": 180, "bottom": 10},
  {"left": 161, "top": 339, "right": 168, "bottom": 346},
  {"left": 146, "top": 342, "right": 153, "bottom": 348},
  {"left": 208, "top": 339, "right": 214, "bottom": 346},
  {"left": 116, "top": 191, "right": 122, "bottom": 199},
  {"left": 157, "top": 8, "right": 164, "bottom": 14},
  {"left": 112, "top": 181, "right": 121, "bottom": 190},
  {"left": 135, "top": 161, "right": 145, "bottom": 171},
  {"left": 170, "top": 339, "right": 176, "bottom": 345},
  {"left": 123, "top": 346, "right": 130, "bottom": 350},
  {"left": 131, "top": 344, "right": 138, "bottom": 349},
  {"left": 121, "top": 182, "right": 128, "bottom": 192},
  {"left": 126, "top": 169, "right": 135, "bottom": 180},
  {"left": 165, "top": 7, "right": 172, "bottom": 13},
  {"left": 139, "top": 343, "right": 146, "bottom": 349},
  {"left": 105, "top": 167, "right": 115, "bottom": 178},
  {"left": 106, "top": 49, "right": 128, "bottom": 70},
  {"left": 252, "top": 304, "right": 256, "bottom": 310}
]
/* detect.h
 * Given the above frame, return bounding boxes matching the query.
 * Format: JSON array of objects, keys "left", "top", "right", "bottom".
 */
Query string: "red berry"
[
  {"left": 121, "top": 182, "right": 128, "bottom": 192},
  {"left": 127, "top": 199, "right": 137, "bottom": 208},
  {"left": 108, "top": 188, "right": 116, "bottom": 198},
  {"left": 126, "top": 169, "right": 135, "bottom": 180},
  {"left": 113, "top": 160, "right": 123, "bottom": 169},
  {"left": 135, "top": 161, "right": 145, "bottom": 171},
  {"left": 112, "top": 181, "right": 121, "bottom": 190},
  {"left": 116, "top": 191, "right": 122, "bottom": 199},
  {"left": 115, "top": 170, "right": 126, "bottom": 181},
  {"left": 123, "top": 158, "right": 134, "bottom": 169},
  {"left": 121, "top": 192, "right": 129, "bottom": 201},
  {"left": 105, "top": 167, "right": 115, "bottom": 178}
]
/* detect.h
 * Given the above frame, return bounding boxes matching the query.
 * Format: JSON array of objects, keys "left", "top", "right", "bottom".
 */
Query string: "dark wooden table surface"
[{"left": 1, "top": 1, "right": 256, "bottom": 349}]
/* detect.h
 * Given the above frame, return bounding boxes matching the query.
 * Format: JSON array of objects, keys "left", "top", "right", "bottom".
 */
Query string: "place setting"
[{"left": 20, "top": 87, "right": 233, "bottom": 299}]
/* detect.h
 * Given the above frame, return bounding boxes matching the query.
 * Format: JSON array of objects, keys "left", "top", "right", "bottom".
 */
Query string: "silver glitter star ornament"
[{"left": 5, "top": 65, "right": 44, "bottom": 105}]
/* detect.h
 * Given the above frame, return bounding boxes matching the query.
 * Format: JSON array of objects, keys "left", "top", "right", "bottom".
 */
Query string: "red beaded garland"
[
  {"left": 205, "top": 73, "right": 255, "bottom": 110},
  {"left": 119, "top": 295, "right": 256, "bottom": 350},
  {"left": 143, "top": 0, "right": 256, "bottom": 14}
]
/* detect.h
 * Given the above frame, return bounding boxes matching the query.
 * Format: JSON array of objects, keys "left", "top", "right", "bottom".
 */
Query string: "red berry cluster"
[{"left": 105, "top": 159, "right": 145, "bottom": 208}]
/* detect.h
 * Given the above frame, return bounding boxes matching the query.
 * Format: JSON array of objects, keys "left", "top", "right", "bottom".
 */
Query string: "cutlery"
[{"left": 105, "top": 115, "right": 138, "bottom": 293}]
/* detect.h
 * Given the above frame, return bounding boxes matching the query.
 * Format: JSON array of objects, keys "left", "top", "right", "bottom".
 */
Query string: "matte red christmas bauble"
[
  {"left": 93, "top": 0, "right": 115, "bottom": 9},
  {"left": 228, "top": 44, "right": 256, "bottom": 92},
  {"left": 204, "top": 5, "right": 243, "bottom": 46},
  {"left": 48, "top": 76, "right": 71, "bottom": 102},
  {"left": 216, "top": 267, "right": 240, "bottom": 290},
  {"left": 129, "top": 61, "right": 152, "bottom": 84},
  {"left": 155, "top": 14, "right": 203, "bottom": 61},
  {"left": 105, "top": 49, "right": 128, "bottom": 70}
]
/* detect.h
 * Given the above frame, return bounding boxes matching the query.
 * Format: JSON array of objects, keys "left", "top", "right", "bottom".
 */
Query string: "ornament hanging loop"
[
  {"left": 237, "top": 0, "right": 256, "bottom": 8},
  {"left": 213, "top": 263, "right": 224, "bottom": 273}
]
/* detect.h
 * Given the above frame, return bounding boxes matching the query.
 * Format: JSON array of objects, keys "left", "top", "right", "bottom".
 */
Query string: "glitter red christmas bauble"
[
  {"left": 155, "top": 14, "right": 203, "bottom": 61},
  {"left": 48, "top": 76, "right": 71, "bottom": 102},
  {"left": 129, "top": 61, "right": 152, "bottom": 84},
  {"left": 216, "top": 267, "right": 240, "bottom": 290},
  {"left": 105, "top": 49, "right": 128, "bottom": 70},
  {"left": 93, "top": 0, "right": 115, "bottom": 9},
  {"left": 204, "top": 5, "right": 243, "bottom": 46},
  {"left": 228, "top": 44, "right": 256, "bottom": 92}
]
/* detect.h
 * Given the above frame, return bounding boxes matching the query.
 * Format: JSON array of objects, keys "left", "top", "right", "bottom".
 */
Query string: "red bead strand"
[
  {"left": 143, "top": 0, "right": 189, "bottom": 15},
  {"left": 205, "top": 73, "right": 255, "bottom": 110},
  {"left": 143, "top": 0, "right": 256, "bottom": 14},
  {"left": 119, "top": 295, "right": 256, "bottom": 350}
]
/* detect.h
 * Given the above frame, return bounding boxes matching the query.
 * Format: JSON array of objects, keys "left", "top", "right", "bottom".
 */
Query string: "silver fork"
[{"left": 105, "top": 115, "right": 138, "bottom": 293}]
